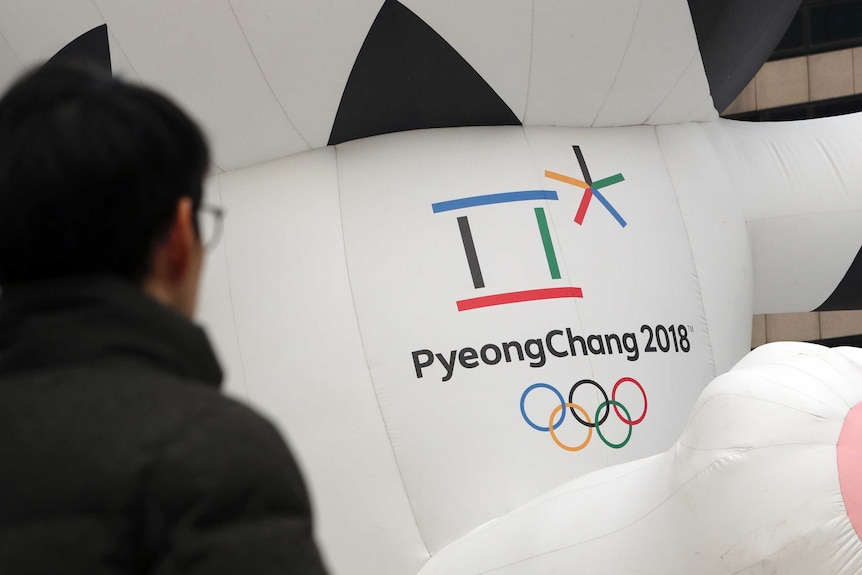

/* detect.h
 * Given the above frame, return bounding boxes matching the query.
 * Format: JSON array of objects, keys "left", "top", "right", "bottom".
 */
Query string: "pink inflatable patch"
[{"left": 839, "top": 402, "right": 862, "bottom": 541}]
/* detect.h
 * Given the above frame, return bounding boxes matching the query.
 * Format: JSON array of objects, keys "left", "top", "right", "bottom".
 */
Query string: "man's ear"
[
  {"left": 154, "top": 197, "right": 197, "bottom": 281},
  {"left": 144, "top": 197, "right": 199, "bottom": 304}
]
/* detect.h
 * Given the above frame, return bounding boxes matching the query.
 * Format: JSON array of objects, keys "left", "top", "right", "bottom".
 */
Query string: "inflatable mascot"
[{"left": 3, "top": 0, "right": 862, "bottom": 573}]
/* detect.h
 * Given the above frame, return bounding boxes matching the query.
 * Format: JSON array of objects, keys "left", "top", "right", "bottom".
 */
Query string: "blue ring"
[{"left": 520, "top": 383, "right": 566, "bottom": 432}]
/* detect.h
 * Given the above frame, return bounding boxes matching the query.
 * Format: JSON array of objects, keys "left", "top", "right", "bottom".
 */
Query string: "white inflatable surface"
[{"left": 195, "top": 118, "right": 862, "bottom": 574}]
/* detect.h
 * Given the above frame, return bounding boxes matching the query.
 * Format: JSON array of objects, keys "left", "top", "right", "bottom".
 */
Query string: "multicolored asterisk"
[{"left": 545, "top": 146, "right": 627, "bottom": 228}]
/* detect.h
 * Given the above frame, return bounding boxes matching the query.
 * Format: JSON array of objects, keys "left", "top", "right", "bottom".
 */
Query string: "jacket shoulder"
[
  {"left": 142, "top": 389, "right": 328, "bottom": 573},
  {"left": 149, "top": 388, "right": 312, "bottom": 518}
]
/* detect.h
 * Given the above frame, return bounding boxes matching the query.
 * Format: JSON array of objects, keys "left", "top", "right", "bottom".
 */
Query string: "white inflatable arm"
[
  {"left": 419, "top": 342, "right": 862, "bottom": 574},
  {"left": 660, "top": 114, "right": 862, "bottom": 314}
]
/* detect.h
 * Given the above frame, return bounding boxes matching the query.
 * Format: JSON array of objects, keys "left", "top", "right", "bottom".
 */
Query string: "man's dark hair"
[{"left": 0, "top": 63, "right": 210, "bottom": 286}]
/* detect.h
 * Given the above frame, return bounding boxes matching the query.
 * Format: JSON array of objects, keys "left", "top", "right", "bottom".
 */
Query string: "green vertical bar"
[{"left": 535, "top": 207, "right": 561, "bottom": 280}]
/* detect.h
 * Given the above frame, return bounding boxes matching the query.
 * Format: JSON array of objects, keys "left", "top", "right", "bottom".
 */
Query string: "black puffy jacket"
[{"left": 0, "top": 277, "right": 328, "bottom": 574}]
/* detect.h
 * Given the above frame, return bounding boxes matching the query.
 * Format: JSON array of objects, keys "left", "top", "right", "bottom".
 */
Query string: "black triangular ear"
[
  {"left": 48, "top": 24, "right": 111, "bottom": 74},
  {"left": 329, "top": 0, "right": 520, "bottom": 146}
]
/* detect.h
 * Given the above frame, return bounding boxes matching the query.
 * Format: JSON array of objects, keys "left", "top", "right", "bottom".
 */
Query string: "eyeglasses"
[{"left": 197, "top": 203, "right": 225, "bottom": 250}]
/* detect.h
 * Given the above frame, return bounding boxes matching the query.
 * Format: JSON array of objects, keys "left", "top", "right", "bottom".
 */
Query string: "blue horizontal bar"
[{"left": 432, "top": 190, "right": 559, "bottom": 213}]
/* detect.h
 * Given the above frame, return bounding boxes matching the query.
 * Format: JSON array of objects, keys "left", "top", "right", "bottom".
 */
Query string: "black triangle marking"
[
  {"left": 816, "top": 244, "right": 862, "bottom": 311},
  {"left": 329, "top": 0, "right": 520, "bottom": 146},
  {"left": 48, "top": 24, "right": 111, "bottom": 74},
  {"left": 687, "top": 0, "right": 799, "bottom": 112}
]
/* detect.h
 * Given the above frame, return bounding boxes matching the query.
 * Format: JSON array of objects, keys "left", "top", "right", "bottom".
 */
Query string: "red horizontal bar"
[{"left": 457, "top": 287, "right": 583, "bottom": 312}]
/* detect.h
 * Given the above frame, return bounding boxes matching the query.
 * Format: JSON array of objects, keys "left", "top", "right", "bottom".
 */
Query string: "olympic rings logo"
[{"left": 519, "top": 377, "right": 647, "bottom": 451}]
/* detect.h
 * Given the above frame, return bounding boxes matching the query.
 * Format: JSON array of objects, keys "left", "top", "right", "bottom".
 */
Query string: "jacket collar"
[{"left": 0, "top": 275, "right": 222, "bottom": 386}]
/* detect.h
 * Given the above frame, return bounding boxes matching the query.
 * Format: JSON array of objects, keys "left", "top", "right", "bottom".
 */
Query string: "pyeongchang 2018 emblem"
[
  {"left": 431, "top": 146, "right": 627, "bottom": 312},
  {"left": 520, "top": 377, "right": 647, "bottom": 451}
]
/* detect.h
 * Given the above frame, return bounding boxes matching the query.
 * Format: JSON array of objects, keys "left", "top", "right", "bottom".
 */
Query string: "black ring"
[{"left": 569, "top": 379, "right": 610, "bottom": 427}]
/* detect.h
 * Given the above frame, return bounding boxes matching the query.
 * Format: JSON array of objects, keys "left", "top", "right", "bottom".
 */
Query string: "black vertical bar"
[
  {"left": 573, "top": 146, "right": 593, "bottom": 186},
  {"left": 457, "top": 216, "right": 484, "bottom": 289}
]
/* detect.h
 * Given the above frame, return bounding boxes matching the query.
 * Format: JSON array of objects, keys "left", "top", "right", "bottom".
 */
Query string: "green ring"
[{"left": 595, "top": 400, "right": 633, "bottom": 449}]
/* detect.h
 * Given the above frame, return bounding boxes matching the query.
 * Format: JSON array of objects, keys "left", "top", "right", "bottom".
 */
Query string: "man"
[{"left": 0, "top": 64, "right": 328, "bottom": 574}]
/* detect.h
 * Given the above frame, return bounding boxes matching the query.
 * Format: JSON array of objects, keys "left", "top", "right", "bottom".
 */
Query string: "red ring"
[{"left": 611, "top": 377, "right": 647, "bottom": 425}]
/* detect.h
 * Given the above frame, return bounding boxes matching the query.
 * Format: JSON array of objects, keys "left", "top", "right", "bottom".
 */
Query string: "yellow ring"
[{"left": 548, "top": 403, "right": 592, "bottom": 452}]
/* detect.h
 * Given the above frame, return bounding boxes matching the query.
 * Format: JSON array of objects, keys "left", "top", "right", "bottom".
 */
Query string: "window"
[{"left": 772, "top": 0, "right": 862, "bottom": 60}]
